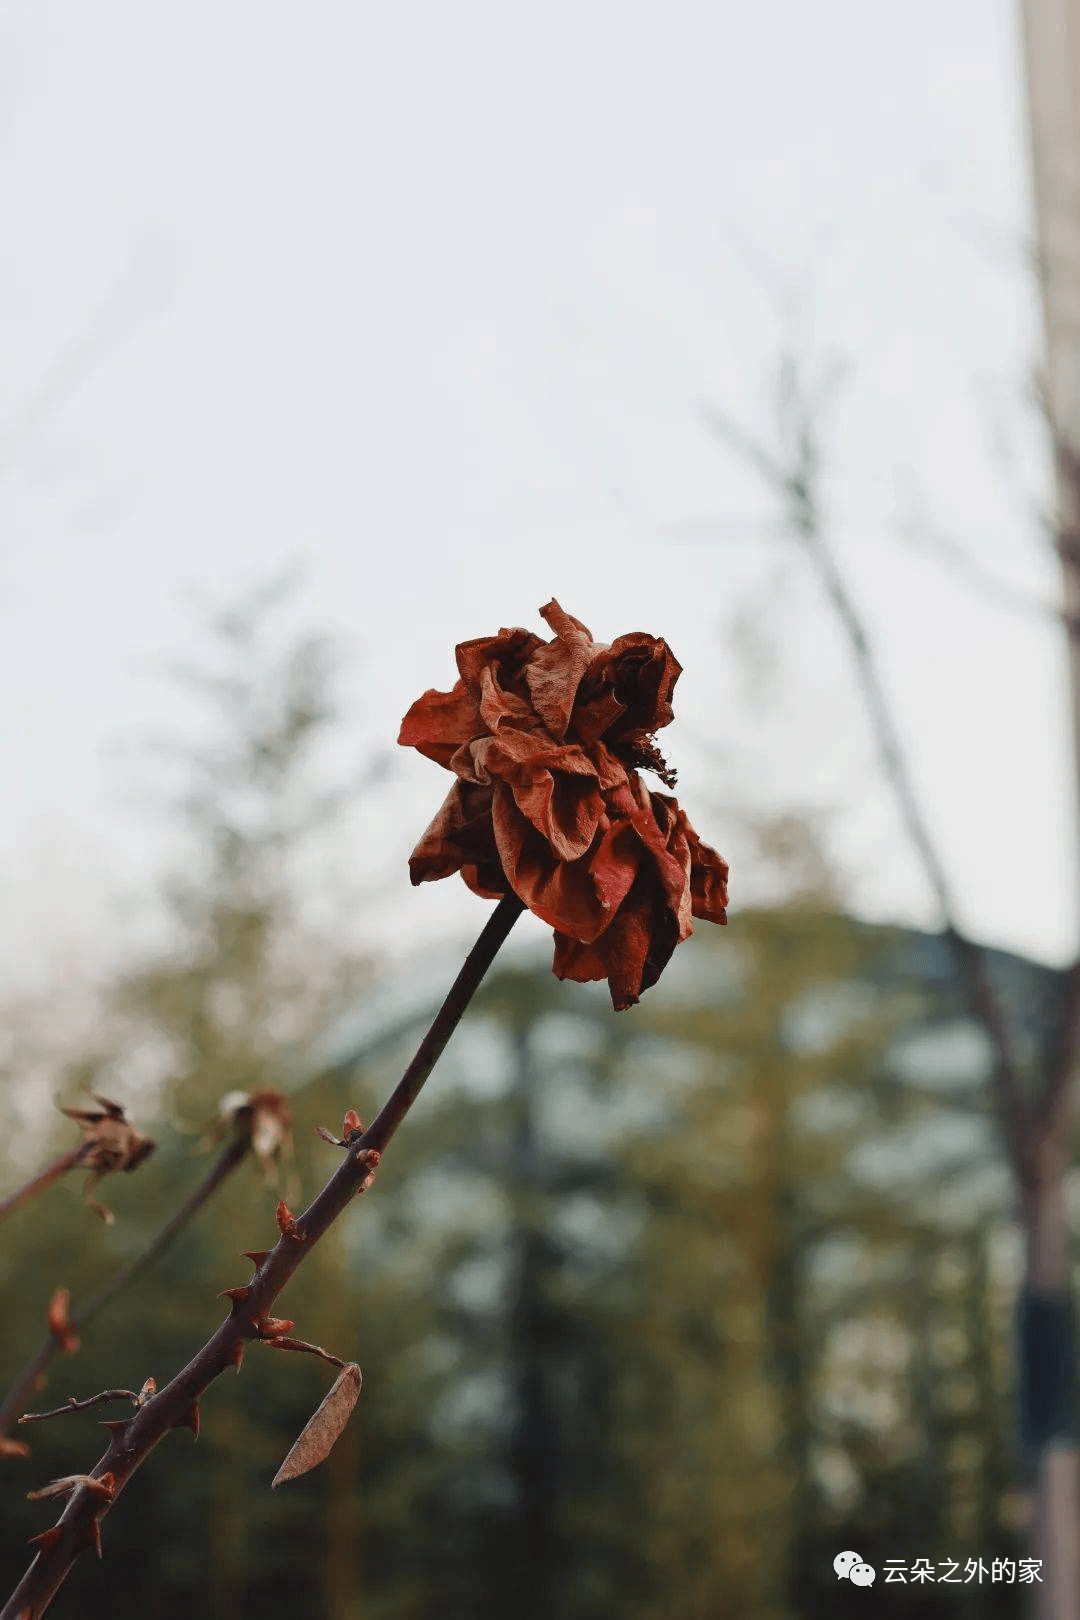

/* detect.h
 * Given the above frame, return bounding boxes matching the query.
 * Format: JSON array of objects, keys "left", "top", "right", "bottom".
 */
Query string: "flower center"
[{"left": 621, "top": 735, "right": 677, "bottom": 790}]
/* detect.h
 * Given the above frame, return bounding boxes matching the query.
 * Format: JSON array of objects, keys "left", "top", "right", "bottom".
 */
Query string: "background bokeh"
[{"left": 1, "top": 4, "right": 1074, "bottom": 1617}]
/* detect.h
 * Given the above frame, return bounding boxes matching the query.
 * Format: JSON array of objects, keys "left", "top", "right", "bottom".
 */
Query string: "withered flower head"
[
  {"left": 399, "top": 599, "right": 729, "bottom": 1009},
  {"left": 59, "top": 1095, "right": 156, "bottom": 1223},
  {"left": 215, "top": 1089, "right": 295, "bottom": 1193}
]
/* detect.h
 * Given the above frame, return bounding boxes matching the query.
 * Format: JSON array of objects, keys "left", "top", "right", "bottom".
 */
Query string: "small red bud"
[
  {"left": 256, "top": 1316, "right": 295, "bottom": 1340},
  {"left": 275, "top": 1201, "right": 303, "bottom": 1241}
]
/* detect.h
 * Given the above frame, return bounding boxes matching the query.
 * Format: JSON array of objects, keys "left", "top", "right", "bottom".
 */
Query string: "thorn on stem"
[
  {"left": 172, "top": 1403, "right": 201, "bottom": 1440},
  {"left": 219, "top": 1285, "right": 253, "bottom": 1307},
  {"left": 27, "top": 1527, "right": 63, "bottom": 1554}
]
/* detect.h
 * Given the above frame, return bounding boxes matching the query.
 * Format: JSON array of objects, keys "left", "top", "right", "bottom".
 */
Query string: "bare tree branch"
[
  {"left": 0, "top": 1145, "right": 91, "bottom": 1226},
  {"left": 701, "top": 356, "right": 1036, "bottom": 1184},
  {"left": 0, "top": 1134, "right": 251, "bottom": 1447}
]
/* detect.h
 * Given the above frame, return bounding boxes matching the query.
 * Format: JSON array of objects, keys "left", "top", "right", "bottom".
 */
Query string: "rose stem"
[
  {"left": 0, "top": 1136, "right": 252, "bottom": 1445},
  {"left": 0, "top": 1145, "right": 93, "bottom": 1228},
  {"left": 0, "top": 893, "right": 523, "bottom": 1620}
]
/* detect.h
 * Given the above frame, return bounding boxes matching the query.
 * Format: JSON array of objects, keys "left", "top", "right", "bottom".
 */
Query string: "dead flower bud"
[
  {"left": 136, "top": 1378, "right": 156, "bottom": 1406},
  {"left": 58, "top": 1094, "right": 155, "bottom": 1223},
  {"left": 45, "top": 1289, "right": 80, "bottom": 1356},
  {"left": 214, "top": 1089, "right": 294, "bottom": 1190},
  {"left": 355, "top": 1148, "right": 380, "bottom": 1195}
]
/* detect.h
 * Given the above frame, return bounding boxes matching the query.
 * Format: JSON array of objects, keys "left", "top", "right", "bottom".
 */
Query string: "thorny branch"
[
  {"left": 0, "top": 1134, "right": 252, "bottom": 1451},
  {"left": 0, "top": 893, "right": 523, "bottom": 1620},
  {"left": 701, "top": 362, "right": 1041, "bottom": 1185}
]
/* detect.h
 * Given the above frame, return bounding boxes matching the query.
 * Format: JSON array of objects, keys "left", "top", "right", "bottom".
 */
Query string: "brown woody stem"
[
  {"left": 0, "top": 893, "right": 523, "bottom": 1620},
  {"left": 0, "top": 1137, "right": 251, "bottom": 1445},
  {"left": 0, "top": 1145, "right": 92, "bottom": 1227}
]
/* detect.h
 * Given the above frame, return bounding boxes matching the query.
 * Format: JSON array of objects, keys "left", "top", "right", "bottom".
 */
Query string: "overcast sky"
[{"left": 1, "top": 1, "right": 1074, "bottom": 992}]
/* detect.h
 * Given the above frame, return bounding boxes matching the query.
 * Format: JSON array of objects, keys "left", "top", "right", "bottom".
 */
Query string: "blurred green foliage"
[{"left": 0, "top": 597, "right": 1050, "bottom": 1618}]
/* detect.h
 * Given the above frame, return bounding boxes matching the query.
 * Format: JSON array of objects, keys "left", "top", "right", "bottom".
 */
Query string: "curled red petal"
[
  {"left": 492, "top": 786, "right": 640, "bottom": 943},
  {"left": 524, "top": 599, "right": 596, "bottom": 739},
  {"left": 408, "top": 780, "right": 508, "bottom": 899},
  {"left": 465, "top": 733, "right": 605, "bottom": 861},
  {"left": 455, "top": 628, "right": 544, "bottom": 728}
]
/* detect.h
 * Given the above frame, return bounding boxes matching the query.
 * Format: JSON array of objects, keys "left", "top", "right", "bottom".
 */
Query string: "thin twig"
[
  {"left": 702, "top": 365, "right": 1034, "bottom": 1182},
  {"left": 0, "top": 1145, "right": 92, "bottom": 1227},
  {"left": 19, "top": 1393, "right": 140, "bottom": 1427},
  {"left": 0, "top": 1136, "right": 251, "bottom": 1445},
  {"left": 896, "top": 514, "right": 1080, "bottom": 636},
  {"left": 262, "top": 1337, "right": 345, "bottom": 1369},
  {"left": 0, "top": 893, "right": 523, "bottom": 1620}
]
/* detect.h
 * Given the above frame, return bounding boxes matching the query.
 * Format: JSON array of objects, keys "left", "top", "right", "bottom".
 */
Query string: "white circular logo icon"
[
  {"left": 834, "top": 1551, "right": 862, "bottom": 1579},
  {"left": 850, "top": 1563, "right": 876, "bottom": 1587}
]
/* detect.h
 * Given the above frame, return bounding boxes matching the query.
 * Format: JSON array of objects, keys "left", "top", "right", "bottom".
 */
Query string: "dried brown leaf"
[
  {"left": 27, "top": 1471, "right": 114, "bottom": 1503},
  {"left": 271, "top": 1362, "right": 361, "bottom": 1489}
]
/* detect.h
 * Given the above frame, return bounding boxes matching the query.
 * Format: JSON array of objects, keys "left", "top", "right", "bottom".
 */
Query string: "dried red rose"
[{"left": 399, "top": 600, "right": 729, "bottom": 1009}]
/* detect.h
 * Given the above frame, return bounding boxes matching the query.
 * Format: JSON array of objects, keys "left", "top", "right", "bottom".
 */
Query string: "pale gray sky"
[{"left": 2, "top": 1, "right": 1074, "bottom": 989}]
